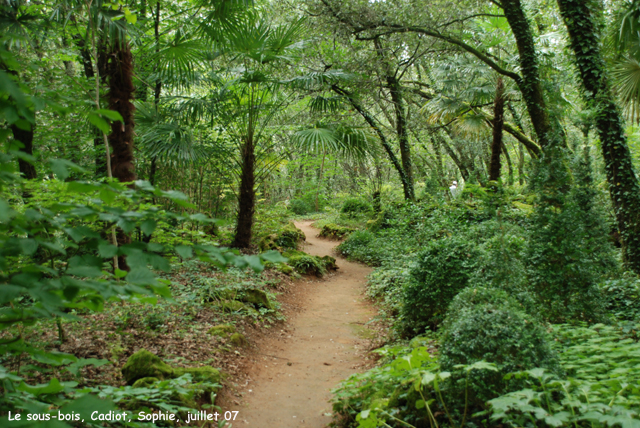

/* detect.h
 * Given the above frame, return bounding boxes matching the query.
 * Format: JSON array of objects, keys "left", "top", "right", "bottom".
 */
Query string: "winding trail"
[{"left": 237, "top": 220, "right": 374, "bottom": 427}]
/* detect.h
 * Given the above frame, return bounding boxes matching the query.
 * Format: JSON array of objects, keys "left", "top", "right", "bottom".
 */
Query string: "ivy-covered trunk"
[
  {"left": 232, "top": 135, "right": 256, "bottom": 249},
  {"left": 557, "top": 0, "right": 640, "bottom": 273},
  {"left": 501, "top": 0, "right": 552, "bottom": 149},
  {"left": 489, "top": 77, "right": 505, "bottom": 182}
]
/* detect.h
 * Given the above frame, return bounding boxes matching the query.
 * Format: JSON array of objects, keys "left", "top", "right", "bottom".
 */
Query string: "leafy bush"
[
  {"left": 289, "top": 198, "right": 313, "bottom": 215},
  {"left": 337, "top": 230, "right": 377, "bottom": 263},
  {"left": 440, "top": 300, "right": 560, "bottom": 408},
  {"left": 332, "top": 340, "right": 501, "bottom": 428},
  {"left": 341, "top": 198, "right": 372, "bottom": 217},
  {"left": 599, "top": 273, "right": 640, "bottom": 321},
  {"left": 401, "top": 236, "right": 480, "bottom": 333},
  {"left": 489, "top": 323, "right": 640, "bottom": 427}
]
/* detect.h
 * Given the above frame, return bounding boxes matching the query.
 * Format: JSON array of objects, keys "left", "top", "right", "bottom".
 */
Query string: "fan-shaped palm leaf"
[
  {"left": 291, "top": 124, "right": 372, "bottom": 160},
  {"left": 612, "top": 57, "right": 640, "bottom": 124}
]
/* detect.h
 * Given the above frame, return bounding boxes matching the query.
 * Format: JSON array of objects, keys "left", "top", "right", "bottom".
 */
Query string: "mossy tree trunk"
[
  {"left": 105, "top": 39, "right": 137, "bottom": 269},
  {"left": 557, "top": 0, "right": 640, "bottom": 273},
  {"left": 489, "top": 77, "right": 505, "bottom": 182},
  {"left": 232, "top": 135, "right": 256, "bottom": 249}
]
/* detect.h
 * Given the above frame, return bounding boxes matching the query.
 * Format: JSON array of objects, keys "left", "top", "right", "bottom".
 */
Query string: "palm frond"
[
  {"left": 291, "top": 124, "right": 372, "bottom": 160},
  {"left": 612, "top": 56, "right": 640, "bottom": 124}
]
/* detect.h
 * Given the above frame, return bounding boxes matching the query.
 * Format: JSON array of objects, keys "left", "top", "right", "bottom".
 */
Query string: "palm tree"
[{"left": 291, "top": 124, "right": 371, "bottom": 211}]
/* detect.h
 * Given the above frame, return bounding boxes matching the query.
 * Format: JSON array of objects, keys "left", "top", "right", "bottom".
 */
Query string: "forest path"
[{"left": 236, "top": 220, "right": 374, "bottom": 427}]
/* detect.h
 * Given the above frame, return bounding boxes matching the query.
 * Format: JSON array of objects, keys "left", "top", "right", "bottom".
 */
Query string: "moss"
[
  {"left": 318, "top": 223, "right": 354, "bottom": 239},
  {"left": 131, "top": 376, "right": 159, "bottom": 388},
  {"left": 229, "top": 333, "right": 248, "bottom": 347},
  {"left": 218, "top": 300, "right": 247, "bottom": 313},
  {"left": 175, "top": 366, "right": 222, "bottom": 385},
  {"left": 241, "top": 288, "right": 272, "bottom": 309},
  {"left": 276, "top": 263, "right": 294, "bottom": 275},
  {"left": 320, "top": 255, "right": 338, "bottom": 271},
  {"left": 207, "top": 324, "right": 235, "bottom": 337},
  {"left": 121, "top": 349, "right": 175, "bottom": 384},
  {"left": 258, "top": 222, "right": 305, "bottom": 251}
]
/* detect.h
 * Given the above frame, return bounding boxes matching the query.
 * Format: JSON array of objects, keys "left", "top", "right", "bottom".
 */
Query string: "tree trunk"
[
  {"left": 106, "top": 42, "right": 136, "bottom": 184},
  {"left": 501, "top": 0, "right": 552, "bottom": 149},
  {"left": 232, "top": 136, "right": 256, "bottom": 249},
  {"left": 10, "top": 122, "right": 37, "bottom": 180},
  {"left": 105, "top": 40, "right": 137, "bottom": 269},
  {"left": 374, "top": 38, "right": 415, "bottom": 200},
  {"left": 332, "top": 84, "right": 414, "bottom": 200},
  {"left": 489, "top": 77, "right": 505, "bottom": 182},
  {"left": 557, "top": 0, "right": 640, "bottom": 273}
]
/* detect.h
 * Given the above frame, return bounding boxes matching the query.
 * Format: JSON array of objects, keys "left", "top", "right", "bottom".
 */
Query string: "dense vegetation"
[{"left": 1, "top": 0, "right": 640, "bottom": 427}]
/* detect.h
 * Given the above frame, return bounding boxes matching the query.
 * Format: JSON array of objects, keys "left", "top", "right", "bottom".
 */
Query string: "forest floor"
[{"left": 220, "top": 221, "right": 378, "bottom": 427}]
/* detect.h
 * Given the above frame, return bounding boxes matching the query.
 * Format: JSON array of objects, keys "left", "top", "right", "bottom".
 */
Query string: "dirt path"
[{"left": 236, "top": 220, "right": 374, "bottom": 427}]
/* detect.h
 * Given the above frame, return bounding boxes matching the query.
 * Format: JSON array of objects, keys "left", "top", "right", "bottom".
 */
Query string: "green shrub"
[
  {"left": 289, "top": 198, "right": 312, "bottom": 215},
  {"left": 489, "top": 323, "right": 640, "bottom": 427},
  {"left": 440, "top": 302, "right": 559, "bottom": 407},
  {"left": 599, "top": 273, "right": 640, "bottom": 321},
  {"left": 337, "top": 230, "right": 377, "bottom": 262},
  {"left": 401, "top": 236, "right": 480, "bottom": 333},
  {"left": 445, "top": 286, "right": 526, "bottom": 321},
  {"left": 341, "top": 197, "right": 372, "bottom": 217}
]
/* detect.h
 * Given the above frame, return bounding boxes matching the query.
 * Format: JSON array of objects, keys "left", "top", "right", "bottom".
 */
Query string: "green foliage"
[
  {"left": 332, "top": 340, "right": 501, "bottom": 428},
  {"left": 599, "top": 273, "right": 640, "bottom": 321},
  {"left": 440, "top": 294, "right": 560, "bottom": 407},
  {"left": 319, "top": 223, "right": 355, "bottom": 239},
  {"left": 258, "top": 221, "right": 305, "bottom": 251},
  {"left": 289, "top": 198, "right": 313, "bottom": 215},
  {"left": 489, "top": 323, "right": 640, "bottom": 427},
  {"left": 401, "top": 235, "right": 481, "bottom": 333},
  {"left": 283, "top": 249, "right": 335, "bottom": 277},
  {"left": 526, "top": 147, "right": 611, "bottom": 323},
  {"left": 341, "top": 197, "right": 372, "bottom": 217}
]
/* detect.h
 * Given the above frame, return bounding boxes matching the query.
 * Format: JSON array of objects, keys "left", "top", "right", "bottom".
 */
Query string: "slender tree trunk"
[
  {"left": 503, "top": 142, "right": 514, "bottom": 185},
  {"left": 374, "top": 38, "right": 415, "bottom": 200},
  {"left": 489, "top": 77, "right": 505, "bottom": 182},
  {"left": 332, "top": 84, "right": 413, "bottom": 200},
  {"left": 557, "top": 0, "right": 640, "bottom": 273},
  {"left": 232, "top": 136, "right": 256, "bottom": 249}
]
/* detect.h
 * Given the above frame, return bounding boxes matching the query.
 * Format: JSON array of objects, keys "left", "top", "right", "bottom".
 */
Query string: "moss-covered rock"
[
  {"left": 131, "top": 377, "right": 159, "bottom": 389},
  {"left": 241, "top": 288, "right": 272, "bottom": 309},
  {"left": 320, "top": 255, "right": 338, "bottom": 271},
  {"left": 207, "top": 324, "right": 235, "bottom": 337},
  {"left": 258, "top": 222, "right": 305, "bottom": 251},
  {"left": 318, "top": 223, "right": 354, "bottom": 239},
  {"left": 230, "top": 333, "right": 248, "bottom": 347},
  {"left": 276, "top": 263, "right": 294, "bottom": 275},
  {"left": 175, "top": 366, "right": 221, "bottom": 385},
  {"left": 218, "top": 300, "right": 247, "bottom": 313},
  {"left": 121, "top": 349, "right": 174, "bottom": 384}
]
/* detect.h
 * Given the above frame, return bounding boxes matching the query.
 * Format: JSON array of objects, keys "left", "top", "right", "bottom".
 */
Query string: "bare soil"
[{"left": 231, "top": 220, "right": 376, "bottom": 427}]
